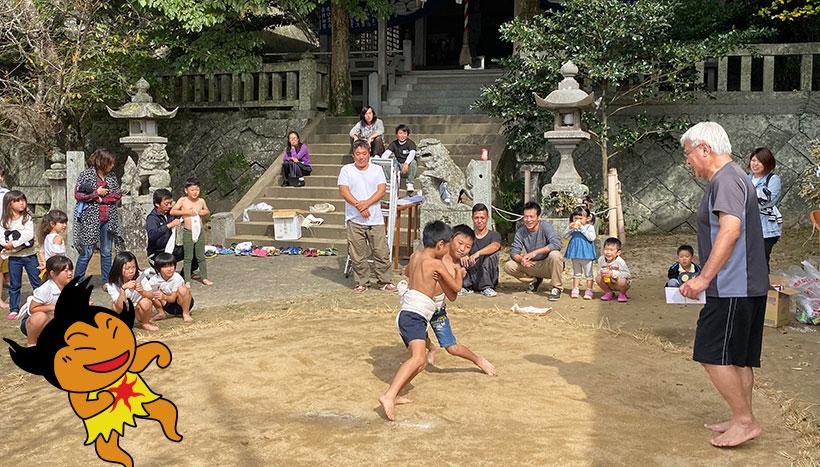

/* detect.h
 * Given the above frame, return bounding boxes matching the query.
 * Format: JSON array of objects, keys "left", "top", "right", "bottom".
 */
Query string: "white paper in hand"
[{"left": 665, "top": 287, "right": 706, "bottom": 304}]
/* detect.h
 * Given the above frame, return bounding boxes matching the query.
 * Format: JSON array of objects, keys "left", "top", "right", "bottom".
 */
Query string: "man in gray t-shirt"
[
  {"left": 503, "top": 201, "right": 564, "bottom": 301},
  {"left": 679, "top": 122, "right": 767, "bottom": 449}
]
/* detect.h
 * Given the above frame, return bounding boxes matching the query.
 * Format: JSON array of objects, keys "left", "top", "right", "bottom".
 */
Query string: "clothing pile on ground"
[{"left": 208, "top": 242, "right": 338, "bottom": 258}]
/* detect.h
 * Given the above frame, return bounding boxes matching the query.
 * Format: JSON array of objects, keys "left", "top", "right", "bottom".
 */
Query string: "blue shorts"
[
  {"left": 397, "top": 310, "right": 428, "bottom": 347},
  {"left": 430, "top": 307, "right": 456, "bottom": 348}
]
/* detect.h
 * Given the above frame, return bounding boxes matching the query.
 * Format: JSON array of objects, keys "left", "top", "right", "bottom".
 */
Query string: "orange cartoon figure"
[{"left": 5, "top": 277, "right": 181, "bottom": 467}]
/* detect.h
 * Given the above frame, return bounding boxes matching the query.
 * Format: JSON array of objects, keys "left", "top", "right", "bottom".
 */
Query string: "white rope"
[{"left": 492, "top": 204, "right": 615, "bottom": 223}]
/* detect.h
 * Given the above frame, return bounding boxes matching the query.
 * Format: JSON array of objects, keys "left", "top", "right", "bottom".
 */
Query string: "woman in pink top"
[{"left": 281, "top": 131, "right": 312, "bottom": 187}]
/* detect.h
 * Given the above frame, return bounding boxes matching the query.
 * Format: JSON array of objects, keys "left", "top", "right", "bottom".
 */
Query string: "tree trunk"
[
  {"left": 600, "top": 110, "right": 609, "bottom": 198},
  {"left": 515, "top": 0, "right": 540, "bottom": 19},
  {"left": 330, "top": 3, "right": 352, "bottom": 115}
]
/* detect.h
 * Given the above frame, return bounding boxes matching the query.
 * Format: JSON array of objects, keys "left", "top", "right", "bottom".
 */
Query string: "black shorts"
[
  {"left": 164, "top": 297, "right": 195, "bottom": 316},
  {"left": 693, "top": 296, "right": 766, "bottom": 367},
  {"left": 397, "top": 310, "right": 428, "bottom": 347}
]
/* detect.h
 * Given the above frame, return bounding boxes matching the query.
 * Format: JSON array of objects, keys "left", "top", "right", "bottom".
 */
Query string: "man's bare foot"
[
  {"left": 182, "top": 313, "right": 193, "bottom": 323},
  {"left": 704, "top": 420, "right": 732, "bottom": 433},
  {"left": 202, "top": 279, "right": 213, "bottom": 286},
  {"left": 711, "top": 421, "right": 762, "bottom": 447},
  {"left": 379, "top": 394, "right": 396, "bottom": 421},
  {"left": 477, "top": 357, "right": 497, "bottom": 376},
  {"left": 395, "top": 396, "right": 413, "bottom": 405},
  {"left": 139, "top": 322, "right": 160, "bottom": 332},
  {"left": 154, "top": 312, "right": 168, "bottom": 321},
  {"left": 0, "top": 301, "right": 8, "bottom": 310},
  {"left": 426, "top": 347, "right": 438, "bottom": 366}
]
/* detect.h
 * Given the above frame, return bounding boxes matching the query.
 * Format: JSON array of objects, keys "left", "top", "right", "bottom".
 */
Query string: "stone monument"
[
  {"left": 535, "top": 60, "right": 595, "bottom": 208},
  {"left": 107, "top": 78, "right": 178, "bottom": 253}
]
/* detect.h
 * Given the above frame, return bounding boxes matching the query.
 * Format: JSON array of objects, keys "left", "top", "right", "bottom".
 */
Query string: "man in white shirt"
[{"left": 338, "top": 140, "right": 397, "bottom": 293}]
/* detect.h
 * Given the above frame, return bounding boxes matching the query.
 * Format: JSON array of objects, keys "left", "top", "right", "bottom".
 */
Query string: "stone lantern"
[
  {"left": 106, "top": 77, "right": 177, "bottom": 202},
  {"left": 107, "top": 78, "right": 178, "bottom": 253},
  {"left": 534, "top": 60, "right": 595, "bottom": 204}
]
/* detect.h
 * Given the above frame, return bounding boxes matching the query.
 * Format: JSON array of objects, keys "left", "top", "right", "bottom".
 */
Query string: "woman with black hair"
[
  {"left": 747, "top": 147, "right": 783, "bottom": 269},
  {"left": 349, "top": 105, "right": 385, "bottom": 157},
  {"left": 281, "top": 131, "right": 312, "bottom": 187}
]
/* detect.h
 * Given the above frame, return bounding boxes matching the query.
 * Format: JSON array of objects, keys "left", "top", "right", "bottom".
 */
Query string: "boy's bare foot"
[
  {"left": 710, "top": 421, "right": 762, "bottom": 447},
  {"left": 477, "top": 357, "right": 497, "bottom": 376},
  {"left": 379, "top": 394, "right": 396, "bottom": 421},
  {"left": 426, "top": 347, "right": 438, "bottom": 366},
  {"left": 704, "top": 420, "right": 732, "bottom": 433},
  {"left": 182, "top": 313, "right": 193, "bottom": 323},
  {"left": 202, "top": 279, "right": 213, "bottom": 286},
  {"left": 0, "top": 301, "right": 8, "bottom": 310},
  {"left": 139, "top": 322, "right": 160, "bottom": 332},
  {"left": 395, "top": 396, "right": 413, "bottom": 405},
  {"left": 154, "top": 312, "right": 168, "bottom": 321}
]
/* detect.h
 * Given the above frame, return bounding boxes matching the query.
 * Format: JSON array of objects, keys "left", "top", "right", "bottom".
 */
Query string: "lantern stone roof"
[
  {"left": 534, "top": 61, "right": 595, "bottom": 109},
  {"left": 106, "top": 78, "right": 177, "bottom": 119}
]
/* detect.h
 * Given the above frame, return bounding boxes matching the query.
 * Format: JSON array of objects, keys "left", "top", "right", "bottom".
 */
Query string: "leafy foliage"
[
  {"left": 760, "top": 0, "right": 820, "bottom": 21},
  {"left": 476, "top": 0, "right": 764, "bottom": 189},
  {"left": 799, "top": 141, "right": 820, "bottom": 207}
]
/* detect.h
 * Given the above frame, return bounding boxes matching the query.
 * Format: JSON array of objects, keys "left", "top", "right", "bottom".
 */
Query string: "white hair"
[{"left": 680, "top": 122, "right": 732, "bottom": 156}]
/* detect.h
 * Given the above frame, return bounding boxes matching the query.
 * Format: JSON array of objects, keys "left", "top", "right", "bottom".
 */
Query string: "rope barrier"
[{"left": 491, "top": 204, "right": 616, "bottom": 223}]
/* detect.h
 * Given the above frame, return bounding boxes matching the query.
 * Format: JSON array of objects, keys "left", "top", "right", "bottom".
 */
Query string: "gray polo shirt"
[
  {"left": 697, "top": 161, "right": 768, "bottom": 298},
  {"left": 510, "top": 220, "right": 562, "bottom": 262}
]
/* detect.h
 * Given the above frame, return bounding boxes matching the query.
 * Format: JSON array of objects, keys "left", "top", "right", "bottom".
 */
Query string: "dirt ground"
[{"left": 1, "top": 232, "right": 818, "bottom": 466}]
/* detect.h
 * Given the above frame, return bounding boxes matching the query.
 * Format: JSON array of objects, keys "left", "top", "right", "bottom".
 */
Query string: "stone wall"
[
  {"left": 86, "top": 110, "right": 308, "bottom": 212},
  {"left": 535, "top": 94, "right": 820, "bottom": 233}
]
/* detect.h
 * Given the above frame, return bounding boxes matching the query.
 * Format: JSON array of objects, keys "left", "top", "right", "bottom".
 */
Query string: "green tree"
[
  {"left": 760, "top": 0, "right": 820, "bottom": 20},
  {"left": 476, "top": 0, "right": 762, "bottom": 192}
]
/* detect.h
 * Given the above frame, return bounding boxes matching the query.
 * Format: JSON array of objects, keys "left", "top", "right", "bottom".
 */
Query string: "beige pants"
[
  {"left": 347, "top": 221, "right": 392, "bottom": 287},
  {"left": 504, "top": 250, "right": 564, "bottom": 288}
]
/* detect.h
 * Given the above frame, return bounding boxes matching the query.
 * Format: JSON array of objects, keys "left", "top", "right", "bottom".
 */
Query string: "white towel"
[
  {"left": 190, "top": 215, "right": 201, "bottom": 243},
  {"left": 164, "top": 226, "right": 176, "bottom": 254}
]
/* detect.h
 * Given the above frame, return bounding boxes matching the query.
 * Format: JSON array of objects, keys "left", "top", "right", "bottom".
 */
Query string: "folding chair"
[{"left": 343, "top": 159, "right": 400, "bottom": 277}]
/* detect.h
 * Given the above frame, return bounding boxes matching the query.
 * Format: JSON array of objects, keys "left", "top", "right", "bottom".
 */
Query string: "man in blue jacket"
[{"left": 145, "top": 189, "right": 196, "bottom": 272}]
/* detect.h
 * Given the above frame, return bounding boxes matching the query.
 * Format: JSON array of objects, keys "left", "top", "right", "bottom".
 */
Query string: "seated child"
[
  {"left": 106, "top": 251, "right": 158, "bottom": 331},
  {"left": 19, "top": 256, "right": 74, "bottom": 347},
  {"left": 381, "top": 124, "right": 417, "bottom": 192},
  {"left": 427, "top": 224, "right": 496, "bottom": 376},
  {"left": 379, "top": 221, "right": 462, "bottom": 421},
  {"left": 666, "top": 244, "right": 701, "bottom": 287},
  {"left": 139, "top": 252, "right": 194, "bottom": 323},
  {"left": 595, "top": 237, "right": 632, "bottom": 303}
]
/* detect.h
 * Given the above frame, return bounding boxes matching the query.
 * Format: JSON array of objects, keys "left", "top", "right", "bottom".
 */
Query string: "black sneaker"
[
  {"left": 548, "top": 287, "right": 562, "bottom": 301},
  {"left": 527, "top": 278, "right": 543, "bottom": 293}
]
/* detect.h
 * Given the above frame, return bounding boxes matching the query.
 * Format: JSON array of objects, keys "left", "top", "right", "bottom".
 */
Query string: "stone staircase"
[
  {"left": 228, "top": 114, "right": 505, "bottom": 253},
  {"left": 381, "top": 69, "right": 503, "bottom": 114}
]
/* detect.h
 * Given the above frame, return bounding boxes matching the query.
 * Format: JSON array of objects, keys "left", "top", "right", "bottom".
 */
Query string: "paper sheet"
[{"left": 665, "top": 287, "right": 706, "bottom": 304}]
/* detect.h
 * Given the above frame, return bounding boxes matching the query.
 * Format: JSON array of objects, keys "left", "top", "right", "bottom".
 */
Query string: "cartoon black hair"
[{"left": 4, "top": 276, "right": 135, "bottom": 389}]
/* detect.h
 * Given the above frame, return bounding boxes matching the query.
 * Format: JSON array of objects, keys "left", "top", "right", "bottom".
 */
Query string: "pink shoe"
[
  {"left": 600, "top": 292, "right": 614, "bottom": 301},
  {"left": 6, "top": 311, "right": 18, "bottom": 320},
  {"left": 584, "top": 289, "right": 594, "bottom": 300},
  {"left": 617, "top": 292, "right": 628, "bottom": 303},
  {"left": 570, "top": 288, "right": 580, "bottom": 298}
]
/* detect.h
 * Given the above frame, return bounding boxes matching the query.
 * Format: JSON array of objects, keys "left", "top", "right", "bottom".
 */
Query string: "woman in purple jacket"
[{"left": 282, "top": 131, "right": 312, "bottom": 186}]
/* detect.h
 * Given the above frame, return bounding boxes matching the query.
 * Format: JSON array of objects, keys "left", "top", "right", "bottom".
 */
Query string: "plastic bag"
[{"left": 784, "top": 261, "right": 820, "bottom": 325}]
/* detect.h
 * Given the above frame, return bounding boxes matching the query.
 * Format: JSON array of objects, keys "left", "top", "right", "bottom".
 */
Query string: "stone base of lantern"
[{"left": 119, "top": 197, "right": 154, "bottom": 255}]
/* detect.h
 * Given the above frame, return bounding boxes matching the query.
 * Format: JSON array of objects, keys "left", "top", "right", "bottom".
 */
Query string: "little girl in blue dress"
[{"left": 564, "top": 206, "right": 597, "bottom": 299}]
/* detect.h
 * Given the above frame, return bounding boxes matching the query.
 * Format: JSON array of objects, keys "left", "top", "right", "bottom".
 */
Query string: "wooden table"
[{"left": 393, "top": 202, "right": 420, "bottom": 271}]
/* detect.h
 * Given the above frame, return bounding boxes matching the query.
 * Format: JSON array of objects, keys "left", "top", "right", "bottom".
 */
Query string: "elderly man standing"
[
  {"left": 460, "top": 203, "right": 502, "bottom": 297},
  {"left": 503, "top": 201, "right": 564, "bottom": 300},
  {"left": 338, "top": 140, "right": 397, "bottom": 293},
  {"left": 680, "top": 122, "right": 768, "bottom": 448}
]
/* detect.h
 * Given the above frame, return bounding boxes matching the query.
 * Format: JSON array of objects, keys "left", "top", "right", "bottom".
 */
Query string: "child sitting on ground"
[
  {"left": 171, "top": 178, "right": 212, "bottom": 286},
  {"left": 666, "top": 244, "right": 701, "bottom": 287},
  {"left": 426, "top": 224, "right": 496, "bottom": 375},
  {"left": 107, "top": 251, "right": 158, "bottom": 331},
  {"left": 381, "top": 124, "right": 418, "bottom": 193},
  {"left": 37, "top": 209, "right": 68, "bottom": 280},
  {"left": 595, "top": 237, "right": 632, "bottom": 303},
  {"left": 140, "top": 252, "right": 194, "bottom": 323},
  {"left": 564, "top": 206, "right": 597, "bottom": 300},
  {"left": 18, "top": 256, "right": 74, "bottom": 347},
  {"left": 379, "top": 221, "right": 462, "bottom": 421}
]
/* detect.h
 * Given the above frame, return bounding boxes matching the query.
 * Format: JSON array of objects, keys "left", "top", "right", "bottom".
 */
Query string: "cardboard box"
[
  {"left": 766, "top": 274, "right": 798, "bottom": 328},
  {"left": 271, "top": 209, "right": 306, "bottom": 241}
]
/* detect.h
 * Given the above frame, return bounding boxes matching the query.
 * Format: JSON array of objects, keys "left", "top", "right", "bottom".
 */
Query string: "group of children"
[{"left": 0, "top": 166, "right": 204, "bottom": 347}]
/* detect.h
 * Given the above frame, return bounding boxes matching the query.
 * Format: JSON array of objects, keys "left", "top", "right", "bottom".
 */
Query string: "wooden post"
[{"left": 607, "top": 169, "right": 617, "bottom": 238}]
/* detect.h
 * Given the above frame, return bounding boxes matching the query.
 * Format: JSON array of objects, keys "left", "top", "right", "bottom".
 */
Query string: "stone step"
[
  {"left": 312, "top": 133, "right": 499, "bottom": 145},
  {"left": 401, "top": 82, "right": 494, "bottom": 92},
  {"left": 393, "top": 105, "right": 482, "bottom": 114},
  {"left": 313, "top": 123, "right": 501, "bottom": 135},
  {"left": 285, "top": 175, "right": 340, "bottom": 188},
  {"left": 236, "top": 220, "right": 415, "bottom": 240},
  {"left": 305, "top": 164, "right": 347, "bottom": 176},
  {"left": 321, "top": 115, "right": 497, "bottom": 125},
  {"left": 386, "top": 89, "right": 486, "bottom": 99},
  {"left": 389, "top": 97, "right": 481, "bottom": 108},
  {"left": 264, "top": 185, "right": 409, "bottom": 199},
  {"left": 246, "top": 210, "right": 346, "bottom": 223},
  {"left": 254, "top": 197, "right": 347, "bottom": 211},
  {"left": 309, "top": 143, "right": 484, "bottom": 155}
]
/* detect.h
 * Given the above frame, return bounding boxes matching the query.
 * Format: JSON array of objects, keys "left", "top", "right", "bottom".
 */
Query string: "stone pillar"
[
  {"left": 801, "top": 54, "right": 813, "bottom": 92},
  {"left": 210, "top": 212, "right": 235, "bottom": 246},
  {"left": 763, "top": 55, "right": 775, "bottom": 92},
  {"left": 402, "top": 39, "right": 413, "bottom": 72},
  {"left": 65, "top": 151, "right": 86, "bottom": 264},
  {"left": 740, "top": 55, "right": 751, "bottom": 92},
  {"left": 467, "top": 160, "right": 493, "bottom": 228},
  {"left": 378, "top": 19, "right": 387, "bottom": 89},
  {"left": 520, "top": 162, "right": 547, "bottom": 204},
  {"left": 414, "top": 17, "right": 426, "bottom": 67},
  {"left": 44, "top": 151, "right": 67, "bottom": 212},
  {"left": 298, "top": 52, "right": 318, "bottom": 111},
  {"left": 368, "top": 72, "right": 381, "bottom": 114},
  {"left": 717, "top": 57, "right": 728, "bottom": 92}
]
